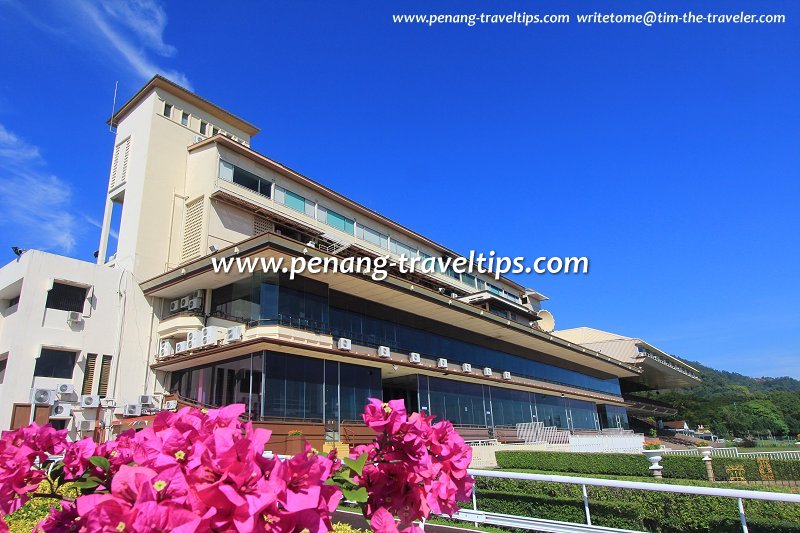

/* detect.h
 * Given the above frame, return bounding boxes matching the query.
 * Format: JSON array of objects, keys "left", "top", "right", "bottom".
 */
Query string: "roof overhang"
[
  {"left": 141, "top": 233, "right": 641, "bottom": 380},
  {"left": 108, "top": 75, "right": 259, "bottom": 136}
]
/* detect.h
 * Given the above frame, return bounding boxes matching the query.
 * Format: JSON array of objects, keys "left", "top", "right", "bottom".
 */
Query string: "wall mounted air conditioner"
[
  {"left": 502, "top": 371, "right": 512, "bottom": 380},
  {"left": 57, "top": 384, "right": 76, "bottom": 396},
  {"left": 179, "top": 296, "right": 190, "bottom": 309},
  {"left": 187, "top": 297, "right": 203, "bottom": 311},
  {"left": 187, "top": 330, "right": 203, "bottom": 349},
  {"left": 123, "top": 404, "right": 142, "bottom": 417},
  {"left": 77, "top": 420, "right": 95, "bottom": 432},
  {"left": 409, "top": 352, "right": 421, "bottom": 364},
  {"left": 377, "top": 346, "right": 391, "bottom": 358},
  {"left": 100, "top": 398, "right": 116, "bottom": 408},
  {"left": 226, "top": 326, "right": 244, "bottom": 342},
  {"left": 32, "top": 388, "right": 55, "bottom": 405},
  {"left": 483, "top": 367, "right": 493, "bottom": 377},
  {"left": 175, "top": 341, "right": 189, "bottom": 353},
  {"left": 201, "top": 326, "right": 227, "bottom": 346},
  {"left": 192, "top": 290, "right": 205, "bottom": 299},
  {"left": 81, "top": 395, "right": 101, "bottom": 408},
  {"left": 169, "top": 300, "right": 180, "bottom": 313},
  {"left": 159, "top": 339, "right": 175, "bottom": 358},
  {"left": 437, "top": 358, "right": 448, "bottom": 369},
  {"left": 450, "top": 292, "right": 459, "bottom": 299},
  {"left": 50, "top": 403, "right": 73, "bottom": 419},
  {"left": 163, "top": 400, "right": 178, "bottom": 410},
  {"left": 462, "top": 363, "right": 472, "bottom": 373},
  {"left": 337, "top": 338, "right": 352, "bottom": 351},
  {"left": 67, "top": 311, "right": 83, "bottom": 324},
  {"left": 139, "top": 395, "right": 155, "bottom": 406}
]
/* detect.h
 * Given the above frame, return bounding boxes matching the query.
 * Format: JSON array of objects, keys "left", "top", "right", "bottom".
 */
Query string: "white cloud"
[
  {"left": 0, "top": 124, "right": 79, "bottom": 253},
  {"left": 77, "top": 0, "right": 191, "bottom": 88}
]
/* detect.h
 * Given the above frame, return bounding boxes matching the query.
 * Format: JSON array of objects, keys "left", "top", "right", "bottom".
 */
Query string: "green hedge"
[
  {"left": 495, "top": 450, "right": 800, "bottom": 482},
  {"left": 474, "top": 477, "right": 800, "bottom": 532},
  {"left": 495, "top": 450, "right": 651, "bottom": 476}
]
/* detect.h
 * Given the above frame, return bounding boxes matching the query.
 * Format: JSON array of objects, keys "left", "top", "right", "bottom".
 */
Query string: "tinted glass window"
[
  {"left": 46, "top": 283, "right": 86, "bottom": 312},
  {"left": 34, "top": 349, "right": 76, "bottom": 378}
]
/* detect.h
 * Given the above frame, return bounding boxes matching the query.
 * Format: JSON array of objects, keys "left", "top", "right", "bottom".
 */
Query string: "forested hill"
[{"left": 633, "top": 360, "right": 800, "bottom": 437}]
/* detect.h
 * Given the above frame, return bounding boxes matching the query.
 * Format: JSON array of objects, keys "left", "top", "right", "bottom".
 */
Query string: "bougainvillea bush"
[{"left": 0, "top": 399, "right": 473, "bottom": 532}]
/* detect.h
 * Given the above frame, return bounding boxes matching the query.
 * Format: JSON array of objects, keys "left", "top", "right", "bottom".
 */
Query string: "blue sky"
[{"left": 0, "top": 0, "right": 798, "bottom": 378}]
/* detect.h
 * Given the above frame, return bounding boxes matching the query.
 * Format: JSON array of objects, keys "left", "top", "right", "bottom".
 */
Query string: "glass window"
[
  {"left": 319, "top": 206, "right": 354, "bottom": 235},
  {"left": 340, "top": 363, "right": 381, "bottom": 422},
  {"left": 163, "top": 103, "right": 172, "bottom": 118},
  {"left": 34, "top": 348, "right": 76, "bottom": 379},
  {"left": 390, "top": 239, "right": 417, "bottom": 258},
  {"left": 461, "top": 273, "right": 477, "bottom": 288},
  {"left": 210, "top": 277, "right": 261, "bottom": 321},
  {"left": 218, "top": 160, "right": 271, "bottom": 197},
  {"left": 212, "top": 127, "right": 219, "bottom": 136},
  {"left": 359, "top": 225, "right": 388, "bottom": 249},
  {"left": 181, "top": 112, "right": 189, "bottom": 126},
  {"left": 199, "top": 121, "right": 208, "bottom": 135},
  {"left": 46, "top": 283, "right": 86, "bottom": 312},
  {"left": 284, "top": 189, "right": 306, "bottom": 213}
]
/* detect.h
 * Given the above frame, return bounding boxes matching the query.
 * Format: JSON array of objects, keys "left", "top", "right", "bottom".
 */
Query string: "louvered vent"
[
  {"left": 81, "top": 354, "right": 97, "bottom": 395},
  {"left": 109, "top": 137, "right": 130, "bottom": 191},
  {"left": 182, "top": 197, "right": 205, "bottom": 261},
  {"left": 253, "top": 216, "right": 274, "bottom": 236},
  {"left": 97, "top": 355, "right": 112, "bottom": 398}
]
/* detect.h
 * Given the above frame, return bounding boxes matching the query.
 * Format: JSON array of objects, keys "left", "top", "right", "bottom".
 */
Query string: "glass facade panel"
[
  {"left": 535, "top": 393, "right": 568, "bottom": 429},
  {"left": 169, "top": 352, "right": 381, "bottom": 426},
  {"left": 284, "top": 189, "right": 306, "bottom": 213},
  {"left": 569, "top": 398, "right": 599, "bottom": 430},
  {"left": 598, "top": 404, "right": 630, "bottom": 430},
  {"left": 490, "top": 387, "right": 534, "bottom": 427}
]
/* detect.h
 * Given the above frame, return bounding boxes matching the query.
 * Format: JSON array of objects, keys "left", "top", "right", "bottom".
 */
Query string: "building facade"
[{"left": 0, "top": 76, "right": 693, "bottom": 447}]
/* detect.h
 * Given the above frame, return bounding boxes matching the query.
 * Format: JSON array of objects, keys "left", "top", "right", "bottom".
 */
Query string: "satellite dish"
[{"left": 537, "top": 310, "right": 555, "bottom": 332}]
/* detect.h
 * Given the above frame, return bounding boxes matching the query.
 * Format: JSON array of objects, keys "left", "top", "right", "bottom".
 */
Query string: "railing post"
[
  {"left": 699, "top": 446, "right": 715, "bottom": 482},
  {"left": 738, "top": 498, "right": 748, "bottom": 533},
  {"left": 472, "top": 485, "right": 479, "bottom": 527},
  {"left": 581, "top": 483, "right": 592, "bottom": 525}
]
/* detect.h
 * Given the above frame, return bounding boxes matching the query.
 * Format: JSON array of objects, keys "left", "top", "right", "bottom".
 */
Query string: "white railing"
[
  {"left": 457, "top": 468, "right": 800, "bottom": 533},
  {"left": 662, "top": 447, "right": 800, "bottom": 460},
  {"left": 569, "top": 433, "right": 644, "bottom": 454}
]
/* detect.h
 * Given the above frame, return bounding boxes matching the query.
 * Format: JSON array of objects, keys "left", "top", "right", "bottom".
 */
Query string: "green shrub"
[{"left": 495, "top": 451, "right": 650, "bottom": 477}]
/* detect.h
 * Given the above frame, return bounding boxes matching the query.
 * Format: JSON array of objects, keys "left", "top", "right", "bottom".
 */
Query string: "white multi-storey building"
[{"left": 0, "top": 76, "right": 695, "bottom": 448}]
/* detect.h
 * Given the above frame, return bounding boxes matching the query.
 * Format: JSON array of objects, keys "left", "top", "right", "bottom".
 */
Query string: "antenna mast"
[{"left": 109, "top": 81, "right": 119, "bottom": 133}]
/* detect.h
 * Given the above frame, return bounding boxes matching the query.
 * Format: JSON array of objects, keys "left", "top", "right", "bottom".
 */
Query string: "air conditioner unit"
[
  {"left": 175, "top": 341, "right": 189, "bottom": 353},
  {"left": 450, "top": 292, "right": 459, "bottom": 299},
  {"left": 32, "top": 388, "right": 55, "bottom": 405},
  {"left": 81, "top": 395, "right": 101, "bottom": 408},
  {"left": 187, "top": 297, "right": 203, "bottom": 311},
  {"left": 179, "top": 296, "right": 190, "bottom": 309},
  {"left": 100, "top": 398, "right": 116, "bottom": 408},
  {"left": 337, "top": 338, "right": 352, "bottom": 351},
  {"left": 77, "top": 420, "right": 95, "bottom": 432},
  {"left": 378, "top": 346, "right": 391, "bottom": 358},
  {"left": 437, "top": 358, "right": 448, "bottom": 369},
  {"left": 139, "top": 395, "right": 155, "bottom": 406},
  {"left": 50, "top": 403, "right": 73, "bottom": 419},
  {"left": 123, "top": 404, "right": 142, "bottom": 417},
  {"left": 192, "top": 290, "right": 205, "bottom": 299},
  {"left": 187, "top": 330, "right": 203, "bottom": 349},
  {"left": 169, "top": 300, "right": 180, "bottom": 312},
  {"left": 57, "top": 384, "right": 76, "bottom": 395},
  {"left": 159, "top": 339, "right": 175, "bottom": 358},
  {"left": 483, "top": 367, "right": 493, "bottom": 377},
  {"left": 163, "top": 400, "right": 178, "bottom": 410},
  {"left": 201, "top": 326, "right": 227, "bottom": 346},
  {"left": 67, "top": 311, "right": 83, "bottom": 323},
  {"left": 462, "top": 363, "right": 472, "bottom": 373},
  {"left": 409, "top": 352, "right": 421, "bottom": 364},
  {"left": 226, "top": 326, "right": 244, "bottom": 342},
  {"left": 502, "top": 371, "right": 512, "bottom": 380}
]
